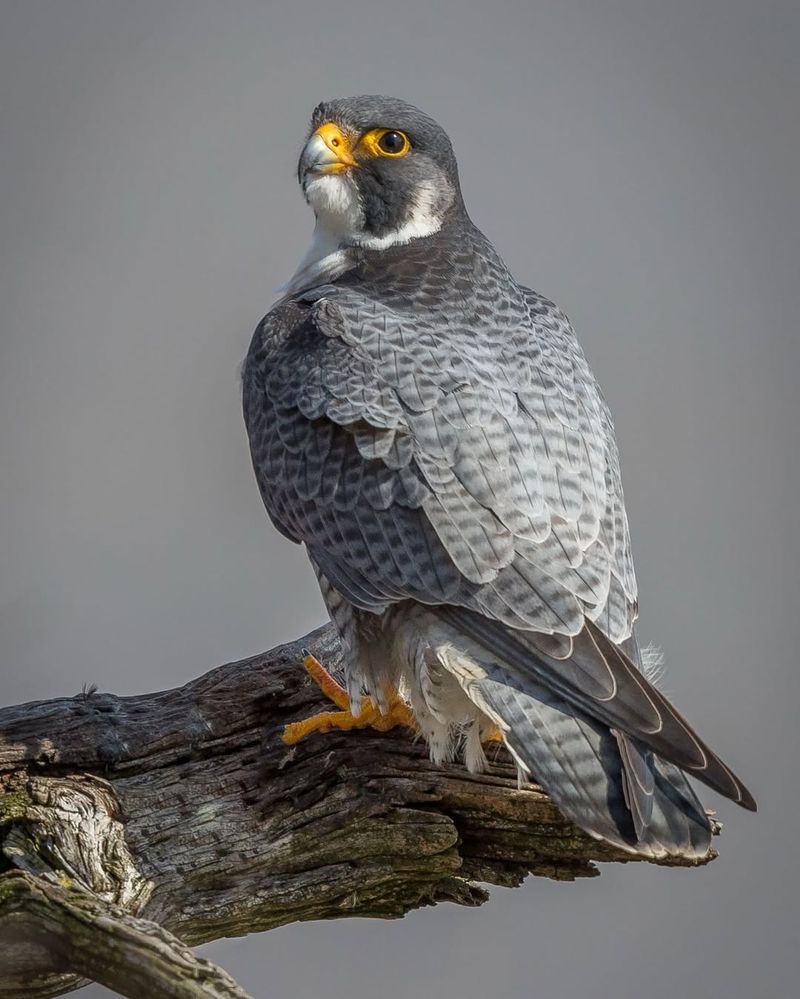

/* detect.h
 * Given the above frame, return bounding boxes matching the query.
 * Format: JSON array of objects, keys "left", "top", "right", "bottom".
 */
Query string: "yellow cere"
[{"left": 313, "top": 122, "right": 358, "bottom": 168}]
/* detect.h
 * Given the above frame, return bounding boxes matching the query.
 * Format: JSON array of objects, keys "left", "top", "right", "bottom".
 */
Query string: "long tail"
[
  {"left": 433, "top": 607, "right": 755, "bottom": 858},
  {"left": 472, "top": 662, "right": 713, "bottom": 856}
]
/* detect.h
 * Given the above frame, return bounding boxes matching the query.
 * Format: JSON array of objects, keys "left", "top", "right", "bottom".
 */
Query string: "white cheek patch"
[{"left": 358, "top": 179, "right": 447, "bottom": 251}]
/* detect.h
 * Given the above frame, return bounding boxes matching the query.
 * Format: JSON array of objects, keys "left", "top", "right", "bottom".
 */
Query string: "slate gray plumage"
[{"left": 243, "top": 96, "right": 755, "bottom": 858}]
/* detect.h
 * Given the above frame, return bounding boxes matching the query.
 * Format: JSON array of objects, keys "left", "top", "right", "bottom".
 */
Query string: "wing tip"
[{"left": 736, "top": 783, "right": 758, "bottom": 812}]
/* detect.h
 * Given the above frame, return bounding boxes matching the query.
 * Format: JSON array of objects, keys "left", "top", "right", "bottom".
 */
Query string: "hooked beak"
[{"left": 299, "top": 123, "right": 359, "bottom": 179}]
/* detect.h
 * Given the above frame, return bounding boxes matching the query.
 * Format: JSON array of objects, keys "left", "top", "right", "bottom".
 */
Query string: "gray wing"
[
  {"left": 243, "top": 283, "right": 754, "bottom": 810},
  {"left": 244, "top": 283, "right": 635, "bottom": 642}
]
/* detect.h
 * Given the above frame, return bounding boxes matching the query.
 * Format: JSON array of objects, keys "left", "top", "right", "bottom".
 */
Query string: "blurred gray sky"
[{"left": 1, "top": 1, "right": 798, "bottom": 997}]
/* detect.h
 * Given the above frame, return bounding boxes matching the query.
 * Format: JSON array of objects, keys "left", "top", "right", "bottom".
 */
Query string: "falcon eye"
[
  {"left": 378, "top": 131, "right": 407, "bottom": 154},
  {"left": 361, "top": 128, "right": 411, "bottom": 159}
]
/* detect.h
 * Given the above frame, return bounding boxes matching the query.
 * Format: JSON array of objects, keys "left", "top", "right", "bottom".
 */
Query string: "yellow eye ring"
[{"left": 361, "top": 128, "right": 411, "bottom": 159}]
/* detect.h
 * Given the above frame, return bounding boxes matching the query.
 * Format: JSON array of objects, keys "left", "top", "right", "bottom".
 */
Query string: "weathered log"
[{"left": 0, "top": 625, "right": 715, "bottom": 997}]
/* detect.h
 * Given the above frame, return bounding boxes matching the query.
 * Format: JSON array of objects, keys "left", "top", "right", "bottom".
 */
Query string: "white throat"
[{"left": 281, "top": 173, "right": 447, "bottom": 297}]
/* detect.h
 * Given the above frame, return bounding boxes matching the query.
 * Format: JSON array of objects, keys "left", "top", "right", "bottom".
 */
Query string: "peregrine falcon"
[{"left": 243, "top": 95, "right": 755, "bottom": 858}]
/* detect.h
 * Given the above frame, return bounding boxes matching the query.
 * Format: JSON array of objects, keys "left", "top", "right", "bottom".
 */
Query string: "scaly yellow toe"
[{"left": 282, "top": 655, "right": 417, "bottom": 745}]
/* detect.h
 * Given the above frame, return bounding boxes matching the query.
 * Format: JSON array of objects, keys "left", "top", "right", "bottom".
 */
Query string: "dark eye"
[{"left": 378, "top": 130, "right": 408, "bottom": 155}]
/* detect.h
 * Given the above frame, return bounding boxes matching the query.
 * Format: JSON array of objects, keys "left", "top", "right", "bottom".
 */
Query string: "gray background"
[{"left": 1, "top": 1, "right": 798, "bottom": 997}]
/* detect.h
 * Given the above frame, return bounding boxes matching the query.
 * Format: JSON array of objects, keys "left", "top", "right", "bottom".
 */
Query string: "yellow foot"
[
  {"left": 282, "top": 655, "right": 417, "bottom": 746},
  {"left": 483, "top": 726, "right": 504, "bottom": 744}
]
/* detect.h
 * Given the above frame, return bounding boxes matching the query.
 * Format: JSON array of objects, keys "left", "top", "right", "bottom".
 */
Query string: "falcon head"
[{"left": 297, "top": 95, "right": 463, "bottom": 250}]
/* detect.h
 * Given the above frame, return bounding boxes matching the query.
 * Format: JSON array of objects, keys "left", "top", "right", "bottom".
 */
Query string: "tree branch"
[
  {"left": 0, "top": 873, "right": 253, "bottom": 999},
  {"left": 0, "top": 625, "right": 716, "bottom": 997}
]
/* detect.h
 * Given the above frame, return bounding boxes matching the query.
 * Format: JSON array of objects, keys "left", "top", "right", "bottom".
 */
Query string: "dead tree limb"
[{"left": 0, "top": 625, "right": 716, "bottom": 997}]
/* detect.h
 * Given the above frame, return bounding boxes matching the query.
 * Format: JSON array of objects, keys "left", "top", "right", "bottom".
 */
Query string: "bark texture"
[{"left": 0, "top": 625, "right": 716, "bottom": 997}]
